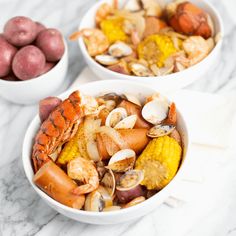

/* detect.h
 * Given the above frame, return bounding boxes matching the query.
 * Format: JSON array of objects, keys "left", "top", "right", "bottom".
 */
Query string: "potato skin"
[
  {"left": 1, "top": 73, "right": 19, "bottom": 81},
  {"left": 39, "top": 62, "right": 55, "bottom": 75},
  {"left": 12, "top": 45, "right": 46, "bottom": 80},
  {"left": 35, "top": 22, "right": 46, "bottom": 36},
  {"left": 0, "top": 35, "right": 17, "bottom": 77},
  {"left": 36, "top": 28, "right": 65, "bottom": 62},
  {"left": 4, "top": 16, "right": 37, "bottom": 46},
  {"left": 39, "top": 96, "right": 62, "bottom": 122},
  {"left": 116, "top": 185, "right": 145, "bottom": 203}
]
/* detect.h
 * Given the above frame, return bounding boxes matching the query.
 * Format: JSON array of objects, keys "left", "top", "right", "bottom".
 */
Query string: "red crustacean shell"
[
  {"left": 169, "top": 2, "right": 212, "bottom": 39},
  {"left": 32, "top": 91, "right": 83, "bottom": 173}
]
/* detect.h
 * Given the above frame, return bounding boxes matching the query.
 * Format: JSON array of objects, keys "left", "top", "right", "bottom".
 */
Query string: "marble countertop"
[{"left": 0, "top": 0, "right": 236, "bottom": 235}]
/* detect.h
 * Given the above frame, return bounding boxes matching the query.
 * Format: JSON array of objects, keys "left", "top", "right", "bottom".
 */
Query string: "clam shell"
[
  {"left": 147, "top": 124, "right": 175, "bottom": 138},
  {"left": 114, "top": 115, "right": 137, "bottom": 129},
  {"left": 116, "top": 169, "right": 144, "bottom": 191},
  {"left": 101, "top": 169, "right": 116, "bottom": 196},
  {"left": 123, "top": 93, "right": 141, "bottom": 106},
  {"left": 105, "top": 107, "right": 127, "bottom": 128},
  {"left": 107, "top": 149, "right": 136, "bottom": 172},
  {"left": 142, "top": 99, "right": 169, "bottom": 125},
  {"left": 109, "top": 42, "right": 133, "bottom": 58},
  {"left": 129, "top": 63, "right": 154, "bottom": 76},
  {"left": 95, "top": 55, "right": 119, "bottom": 65},
  {"left": 97, "top": 185, "right": 113, "bottom": 207},
  {"left": 84, "top": 190, "right": 104, "bottom": 212}
]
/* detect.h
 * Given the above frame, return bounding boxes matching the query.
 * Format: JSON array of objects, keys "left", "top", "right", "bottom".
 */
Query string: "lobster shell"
[{"left": 32, "top": 91, "right": 84, "bottom": 173}]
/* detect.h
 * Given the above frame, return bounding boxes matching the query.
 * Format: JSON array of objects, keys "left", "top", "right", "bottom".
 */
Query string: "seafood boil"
[
  {"left": 32, "top": 90, "right": 183, "bottom": 212},
  {"left": 70, "top": 0, "right": 219, "bottom": 77}
]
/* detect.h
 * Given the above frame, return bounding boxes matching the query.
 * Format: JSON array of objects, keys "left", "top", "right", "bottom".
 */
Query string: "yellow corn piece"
[
  {"left": 137, "top": 34, "right": 177, "bottom": 67},
  {"left": 100, "top": 18, "right": 127, "bottom": 44},
  {"left": 135, "top": 136, "right": 182, "bottom": 190},
  {"left": 57, "top": 123, "right": 89, "bottom": 165}
]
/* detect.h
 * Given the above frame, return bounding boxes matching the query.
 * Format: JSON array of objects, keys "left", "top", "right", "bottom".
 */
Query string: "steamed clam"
[
  {"left": 101, "top": 168, "right": 116, "bottom": 196},
  {"left": 108, "top": 42, "right": 133, "bottom": 58},
  {"left": 105, "top": 107, "right": 127, "bottom": 128},
  {"left": 129, "top": 62, "right": 154, "bottom": 77},
  {"left": 114, "top": 114, "right": 137, "bottom": 129},
  {"left": 84, "top": 190, "right": 104, "bottom": 212},
  {"left": 95, "top": 55, "right": 119, "bottom": 66},
  {"left": 123, "top": 93, "right": 142, "bottom": 106},
  {"left": 84, "top": 186, "right": 113, "bottom": 212},
  {"left": 116, "top": 169, "right": 144, "bottom": 191},
  {"left": 105, "top": 107, "right": 137, "bottom": 129},
  {"left": 107, "top": 149, "right": 136, "bottom": 172},
  {"left": 147, "top": 124, "right": 175, "bottom": 138},
  {"left": 141, "top": 98, "right": 169, "bottom": 125}
]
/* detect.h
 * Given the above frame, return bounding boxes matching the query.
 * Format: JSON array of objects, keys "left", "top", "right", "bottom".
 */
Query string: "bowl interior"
[
  {"left": 22, "top": 80, "right": 189, "bottom": 223},
  {"left": 78, "top": 0, "right": 224, "bottom": 83}
]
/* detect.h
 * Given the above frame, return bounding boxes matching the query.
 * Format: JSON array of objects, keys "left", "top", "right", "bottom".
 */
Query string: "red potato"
[
  {"left": 35, "top": 22, "right": 46, "bottom": 36},
  {"left": 116, "top": 185, "right": 145, "bottom": 204},
  {"left": 36, "top": 28, "right": 65, "bottom": 62},
  {"left": 1, "top": 73, "right": 19, "bottom": 81},
  {"left": 12, "top": 45, "right": 46, "bottom": 80},
  {"left": 0, "top": 36, "right": 17, "bottom": 77},
  {"left": 39, "top": 96, "right": 62, "bottom": 122},
  {"left": 4, "top": 16, "right": 37, "bottom": 46},
  {"left": 40, "top": 62, "right": 56, "bottom": 75}
]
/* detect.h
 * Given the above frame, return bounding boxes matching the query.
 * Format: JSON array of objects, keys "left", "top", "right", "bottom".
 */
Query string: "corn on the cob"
[
  {"left": 135, "top": 136, "right": 182, "bottom": 190},
  {"left": 57, "top": 123, "right": 89, "bottom": 165},
  {"left": 138, "top": 34, "right": 178, "bottom": 67},
  {"left": 100, "top": 18, "right": 127, "bottom": 43}
]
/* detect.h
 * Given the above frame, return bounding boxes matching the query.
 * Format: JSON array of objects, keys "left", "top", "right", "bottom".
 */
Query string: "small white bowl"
[
  {"left": 22, "top": 80, "right": 190, "bottom": 225},
  {"left": 0, "top": 40, "right": 68, "bottom": 105},
  {"left": 78, "top": 0, "right": 224, "bottom": 92}
]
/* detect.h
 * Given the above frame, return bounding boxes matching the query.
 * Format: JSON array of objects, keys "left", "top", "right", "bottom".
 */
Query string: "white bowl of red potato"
[
  {"left": 22, "top": 80, "right": 190, "bottom": 224},
  {"left": 77, "top": 0, "right": 224, "bottom": 92},
  {"left": 0, "top": 16, "right": 68, "bottom": 104}
]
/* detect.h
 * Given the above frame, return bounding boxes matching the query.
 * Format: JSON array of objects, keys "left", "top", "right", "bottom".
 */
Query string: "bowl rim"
[
  {"left": 22, "top": 79, "right": 190, "bottom": 217},
  {"left": 0, "top": 38, "right": 68, "bottom": 85},
  {"left": 77, "top": 0, "right": 224, "bottom": 80}
]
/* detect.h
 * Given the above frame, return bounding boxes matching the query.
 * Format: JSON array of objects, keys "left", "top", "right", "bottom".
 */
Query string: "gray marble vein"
[{"left": 0, "top": 0, "right": 236, "bottom": 235}]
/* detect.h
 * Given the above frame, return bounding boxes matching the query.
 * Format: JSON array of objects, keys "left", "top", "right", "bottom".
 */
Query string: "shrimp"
[
  {"left": 95, "top": 3, "right": 112, "bottom": 25},
  {"left": 69, "top": 29, "right": 109, "bottom": 56},
  {"left": 182, "top": 36, "right": 210, "bottom": 66},
  {"left": 68, "top": 157, "right": 99, "bottom": 195}
]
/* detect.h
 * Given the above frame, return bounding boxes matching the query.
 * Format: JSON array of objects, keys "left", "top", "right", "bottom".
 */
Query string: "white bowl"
[
  {"left": 22, "top": 80, "right": 190, "bottom": 225},
  {"left": 78, "top": 0, "right": 224, "bottom": 93},
  {"left": 0, "top": 40, "right": 68, "bottom": 105}
]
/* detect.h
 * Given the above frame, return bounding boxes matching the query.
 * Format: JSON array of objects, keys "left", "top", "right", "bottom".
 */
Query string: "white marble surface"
[{"left": 0, "top": 0, "right": 236, "bottom": 235}]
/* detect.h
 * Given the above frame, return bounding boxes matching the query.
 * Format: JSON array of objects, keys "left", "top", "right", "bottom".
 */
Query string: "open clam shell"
[
  {"left": 129, "top": 63, "right": 154, "bottom": 76},
  {"left": 147, "top": 124, "right": 175, "bottom": 138},
  {"left": 142, "top": 99, "right": 169, "bottom": 125},
  {"left": 109, "top": 42, "right": 133, "bottom": 58},
  {"left": 114, "top": 114, "right": 137, "bottom": 129},
  {"left": 84, "top": 190, "right": 104, "bottom": 212},
  {"left": 123, "top": 94, "right": 142, "bottom": 106},
  {"left": 101, "top": 168, "right": 116, "bottom": 196},
  {"left": 116, "top": 169, "right": 144, "bottom": 191},
  {"left": 105, "top": 107, "right": 127, "bottom": 128},
  {"left": 107, "top": 149, "right": 136, "bottom": 172},
  {"left": 84, "top": 186, "right": 113, "bottom": 212},
  {"left": 95, "top": 55, "right": 119, "bottom": 66}
]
